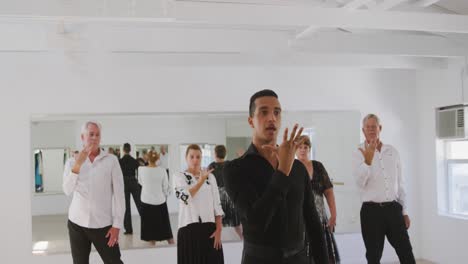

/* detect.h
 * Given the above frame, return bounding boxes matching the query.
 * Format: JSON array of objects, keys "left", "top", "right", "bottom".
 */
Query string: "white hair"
[
  {"left": 362, "top": 114, "right": 381, "bottom": 127},
  {"left": 81, "top": 120, "right": 102, "bottom": 134}
]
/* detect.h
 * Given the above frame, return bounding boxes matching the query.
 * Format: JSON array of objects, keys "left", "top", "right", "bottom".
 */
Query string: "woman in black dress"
[{"left": 296, "top": 135, "right": 340, "bottom": 264}]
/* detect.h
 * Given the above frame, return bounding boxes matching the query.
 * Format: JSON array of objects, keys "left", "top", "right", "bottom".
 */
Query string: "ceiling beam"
[
  {"left": 371, "top": 0, "right": 408, "bottom": 11},
  {"left": 413, "top": 0, "right": 441, "bottom": 8},
  {"left": 69, "top": 52, "right": 451, "bottom": 69},
  {"left": 342, "top": 0, "right": 375, "bottom": 10},
  {"left": 295, "top": 0, "right": 374, "bottom": 40},
  {"left": 173, "top": 2, "right": 468, "bottom": 34},
  {"left": 291, "top": 32, "right": 468, "bottom": 57},
  {"left": 1, "top": 23, "right": 465, "bottom": 58}
]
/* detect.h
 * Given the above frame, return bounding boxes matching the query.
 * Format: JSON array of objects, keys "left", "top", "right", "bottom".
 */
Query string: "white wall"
[
  {"left": 415, "top": 60, "right": 468, "bottom": 263},
  {"left": 0, "top": 51, "right": 419, "bottom": 263},
  {"left": 31, "top": 121, "right": 76, "bottom": 149}
]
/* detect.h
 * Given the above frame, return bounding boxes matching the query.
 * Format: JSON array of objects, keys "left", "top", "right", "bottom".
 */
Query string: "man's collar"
[
  {"left": 93, "top": 149, "right": 109, "bottom": 161},
  {"left": 244, "top": 143, "right": 260, "bottom": 157},
  {"left": 244, "top": 142, "right": 277, "bottom": 158}
]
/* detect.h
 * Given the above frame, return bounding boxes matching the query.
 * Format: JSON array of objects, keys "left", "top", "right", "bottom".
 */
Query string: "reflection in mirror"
[
  {"left": 103, "top": 145, "right": 122, "bottom": 159},
  {"left": 33, "top": 148, "right": 71, "bottom": 193},
  {"left": 31, "top": 111, "right": 360, "bottom": 256}
]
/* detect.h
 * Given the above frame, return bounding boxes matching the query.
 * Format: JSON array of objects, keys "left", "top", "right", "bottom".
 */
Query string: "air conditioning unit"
[{"left": 436, "top": 105, "right": 468, "bottom": 139}]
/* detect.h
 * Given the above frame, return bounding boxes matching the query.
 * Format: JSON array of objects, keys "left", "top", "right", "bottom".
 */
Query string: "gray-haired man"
[
  {"left": 63, "top": 121, "right": 125, "bottom": 264},
  {"left": 353, "top": 114, "right": 415, "bottom": 264}
]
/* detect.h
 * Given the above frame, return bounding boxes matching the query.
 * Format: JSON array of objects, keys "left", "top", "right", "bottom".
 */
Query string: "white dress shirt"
[
  {"left": 63, "top": 151, "right": 125, "bottom": 229},
  {"left": 174, "top": 171, "right": 224, "bottom": 229},
  {"left": 138, "top": 166, "right": 171, "bottom": 205},
  {"left": 353, "top": 142, "right": 408, "bottom": 215},
  {"left": 156, "top": 153, "right": 169, "bottom": 169},
  {"left": 65, "top": 157, "right": 76, "bottom": 171}
]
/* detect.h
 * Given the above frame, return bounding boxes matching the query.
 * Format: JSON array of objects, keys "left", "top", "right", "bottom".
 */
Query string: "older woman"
[
  {"left": 296, "top": 135, "right": 340, "bottom": 264},
  {"left": 174, "top": 144, "right": 224, "bottom": 264}
]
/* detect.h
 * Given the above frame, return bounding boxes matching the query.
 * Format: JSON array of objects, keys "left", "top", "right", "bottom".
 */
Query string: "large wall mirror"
[{"left": 31, "top": 111, "right": 361, "bottom": 255}]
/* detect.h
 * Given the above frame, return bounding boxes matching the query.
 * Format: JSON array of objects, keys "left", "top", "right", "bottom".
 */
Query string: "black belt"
[
  {"left": 243, "top": 240, "right": 305, "bottom": 260},
  {"left": 363, "top": 201, "right": 397, "bottom": 207}
]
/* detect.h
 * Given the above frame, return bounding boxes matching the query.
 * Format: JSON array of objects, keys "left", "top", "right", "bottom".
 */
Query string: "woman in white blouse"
[
  {"left": 174, "top": 144, "right": 224, "bottom": 264},
  {"left": 138, "top": 150, "right": 174, "bottom": 246}
]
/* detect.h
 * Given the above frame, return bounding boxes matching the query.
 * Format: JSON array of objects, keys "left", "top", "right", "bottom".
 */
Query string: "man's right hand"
[
  {"left": 72, "top": 146, "right": 91, "bottom": 173},
  {"left": 263, "top": 124, "right": 304, "bottom": 176},
  {"left": 200, "top": 168, "right": 214, "bottom": 182},
  {"left": 359, "top": 139, "right": 377, "bottom": 166}
]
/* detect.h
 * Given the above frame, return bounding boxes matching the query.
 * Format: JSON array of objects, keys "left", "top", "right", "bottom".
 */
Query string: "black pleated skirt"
[
  {"left": 140, "top": 202, "right": 173, "bottom": 241},
  {"left": 177, "top": 222, "right": 224, "bottom": 264}
]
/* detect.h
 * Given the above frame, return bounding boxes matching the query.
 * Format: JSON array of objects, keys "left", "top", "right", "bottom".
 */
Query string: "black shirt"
[
  {"left": 208, "top": 161, "right": 226, "bottom": 188},
  {"left": 223, "top": 143, "right": 328, "bottom": 263},
  {"left": 119, "top": 154, "right": 139, "bottom": 180}
]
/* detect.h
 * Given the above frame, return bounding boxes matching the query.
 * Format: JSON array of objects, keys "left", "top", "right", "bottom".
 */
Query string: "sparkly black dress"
[{"left": 309, "top": 160, "right": 340, "bottom": 264}]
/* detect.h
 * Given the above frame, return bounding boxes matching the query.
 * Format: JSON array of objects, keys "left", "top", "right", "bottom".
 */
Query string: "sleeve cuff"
[
  {"left": 112, "top": 223, "right": 122, "bottom": 229},
  {"left": 215, "top": 210, "right": 224, "bottom": 217}
]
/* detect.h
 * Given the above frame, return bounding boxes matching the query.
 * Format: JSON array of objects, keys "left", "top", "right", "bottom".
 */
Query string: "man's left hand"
[
  {"left": 106, "top": 227, "right": 120, "bottom": 247},
  {"left": 404, "top": 215, "right": 411, "bottom": 229}
]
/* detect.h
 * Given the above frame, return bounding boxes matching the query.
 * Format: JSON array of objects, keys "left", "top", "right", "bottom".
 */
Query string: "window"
[{"left": 445, "top": 140, "right": 468, "bottom": 216}]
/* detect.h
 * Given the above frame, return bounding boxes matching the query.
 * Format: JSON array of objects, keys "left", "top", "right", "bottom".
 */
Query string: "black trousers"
[
  {"left": 241, "top": 242, "right": 310, "bottom": 264},
  {"left": 68, "top": 220, "right": 123, "bottom": 264},
  {"left": 360, "top": 201, "right": 416, "bottom": 264},
  {"left": 124, "top": 178, "right": 142, "bottom": 233}
]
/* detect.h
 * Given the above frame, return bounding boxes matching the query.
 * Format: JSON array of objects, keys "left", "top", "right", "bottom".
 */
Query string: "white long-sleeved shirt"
[
  {"left": 352, "top": 142, "right": 408, "bottom": 215},
  {"left": 138, "top": 166, "right": 171, "bottom": 205},
  {"left": 63, "top": 151, "right": 125, "bottom": 229},
  {"left": 174, "top": 171, "right": 224, "bottom": 229}
]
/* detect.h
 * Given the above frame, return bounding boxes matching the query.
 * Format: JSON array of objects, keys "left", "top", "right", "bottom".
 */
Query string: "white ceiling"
[{"left": 0, "top": 0, "right": 466, "bottom": 69}]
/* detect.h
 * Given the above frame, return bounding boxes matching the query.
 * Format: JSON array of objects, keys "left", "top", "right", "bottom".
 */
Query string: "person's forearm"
[
  {"left": 189, "top": 179, "right": 205, "bottom": 197},
  {"left": 215, "top": 215, "right": 222, "bottom": 231},
  {"left": 324, "top": 188, "right": 337, "bottom": 219},
  {"left": 71, "top": 162, "right": 82, "bottom": 174}
]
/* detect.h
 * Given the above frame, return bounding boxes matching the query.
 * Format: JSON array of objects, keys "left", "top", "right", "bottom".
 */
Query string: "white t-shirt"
[{"left": 138, "top": 166, "right": 170, "bottom": 205}]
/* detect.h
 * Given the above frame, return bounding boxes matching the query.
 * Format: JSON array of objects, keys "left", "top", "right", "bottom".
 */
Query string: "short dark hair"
[
  {"left": 249, "top": 89, "right": 278, "bottom": 117},
  {"left": 123, "top": 143, "right": 131, "bottom": 153},
  {"left": 185, "top": 144, "right": 202, "bottom": 157},
  {"left": 214, "top": 145, "right": 227, "bottom": 159}
]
